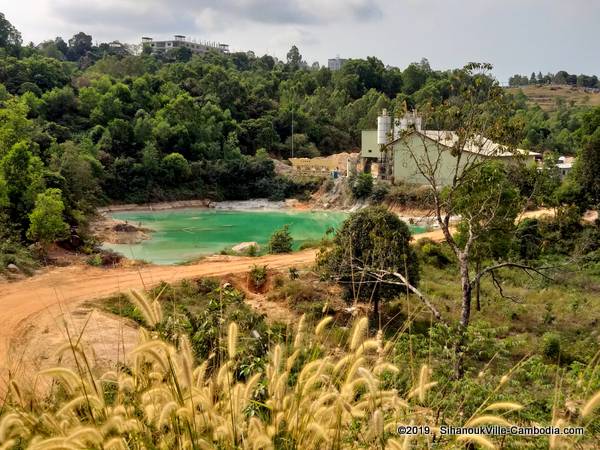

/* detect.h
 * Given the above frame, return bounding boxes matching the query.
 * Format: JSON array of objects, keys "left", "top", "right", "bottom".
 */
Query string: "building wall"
[
  {"left": 391, "top": 133, "right": 538, "bottom": 186},
  {"left": 328, "top": 58, "right": 347, "bottom": 71},
  {"left": 361, "top": 130, "right": 380, "bottom": 159}
]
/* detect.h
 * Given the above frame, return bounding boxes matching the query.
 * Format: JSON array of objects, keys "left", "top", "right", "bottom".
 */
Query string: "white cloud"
[{"left": 1, "top": 0, "right": 598, "bottom": 83}]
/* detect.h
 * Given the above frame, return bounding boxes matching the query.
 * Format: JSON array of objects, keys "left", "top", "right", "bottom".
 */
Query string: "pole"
[{"left": 291, "top": 88, "right": 294, "bottom": 159}]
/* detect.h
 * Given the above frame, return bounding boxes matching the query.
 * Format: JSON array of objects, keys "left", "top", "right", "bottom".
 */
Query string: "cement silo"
[{"left": 377, "top": 109, "right": 391, "bottom": 145}]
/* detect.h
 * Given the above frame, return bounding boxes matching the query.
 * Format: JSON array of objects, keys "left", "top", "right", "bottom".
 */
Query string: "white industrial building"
[
  {"left": 328, "top": 57, "right": 347, "bottom": 71},
  {"left": 142, "top": 35, "right": 229, "bottom": 55}
]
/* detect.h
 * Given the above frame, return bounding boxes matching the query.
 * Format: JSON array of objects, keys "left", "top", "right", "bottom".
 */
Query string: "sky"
[{"left": 2, "top": 0, "right": 599, "bottom": 83}]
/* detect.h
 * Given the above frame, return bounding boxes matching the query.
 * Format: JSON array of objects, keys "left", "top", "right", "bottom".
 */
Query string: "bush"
[
  {"left": 268, "top": 224, "right": 293, "bottom": 253},
  {"left": 384, "top": 183, "right": 435, "bottom": 208},
  {"left": 249, "top": 264, "right": 268, "bottom": 291},
  {"left": 542, "top": 332, "right": 561, "bottom": 361},
  {"left": 317, "top": 206, "right": 419, "bottom": 306},
  {"left": 514, "top": 218, "right": 542, "bottom": 260},
  {"left": 416, "top": 238, "right": 451, "bottom": 268},
  {"left": 370, "top": 181, "right": 389, "bottom": 202},
  {"left": 350, "top": 172, "right": 373, "bottom": 199}
]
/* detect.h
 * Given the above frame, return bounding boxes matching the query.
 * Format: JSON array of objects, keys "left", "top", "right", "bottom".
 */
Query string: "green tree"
[
  {"left": 574, "top": 129, "right": 600, "bottom": 208},
  {"left": 0, "top": 13, "right": 22, "bottom": 54},
  {"left": 317, "top": 206, "right": 419, "bottom": 315},
  {"left": 453, "top": 162, "right": 522, "bottom": 311},
  {"left": 351, "top": 172, "right": 374, "bottom": 199},
  {"left": 286, "top": 45, "right": 303, "bottom": 71},
  {"left": 162, "top": 152, "right": 191, "bottom": 184},
  {"left": 67, "top": 32, "right": 92, "bottom": 61},
  {"left": 1, "top": 141, "right": 44, "bottom": 231},
  {"left": 26, "top": 188, "right": 69, "bottom": 247},
  {"left": 268, "top": 225, "right": 293, "bottom": 254}
]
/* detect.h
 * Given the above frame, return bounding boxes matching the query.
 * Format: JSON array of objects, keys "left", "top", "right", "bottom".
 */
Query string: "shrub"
[
  {"left": 542, "top": 332, "right": 561, "bottom": 361},
  {"left": 350, "top": 172, "right": 373, "bottom": 199},
  {"left": 87, "top": 254, "right": 102, "bottom": 266},
  {"left": 514, "top": 218, "right": 542, "bottom": 260},
  {"left": 317, "top": 206, "right": 419, "bottom": 309},
  {"left": 416, "top": 238, "right": 451, "bottom": 268},
  {"left": 249, "top": 264, "right": 268, "bottom": 291},
  {"left": 268, "top": 224, "right": 293, "bottom": 253},
  {"left": 370, "top": 181, "right": 389, "bottom": 202}
]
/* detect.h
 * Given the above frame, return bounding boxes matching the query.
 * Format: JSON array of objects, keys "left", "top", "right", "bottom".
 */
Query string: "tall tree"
[
  {"left": 0, "top": 13, "right": 22, "bottom": 54},
  {"left": 67, "top": 32, "right": 93, "bottom": 61},
  {"left": 286, "top": 45, "right": 303, "bottom": 71},
  {"left": 368, "top": 64, "right": 544, "bottom": 376},
  {"left": 26, "top": 188, "right": 69, "bottom": 248}
]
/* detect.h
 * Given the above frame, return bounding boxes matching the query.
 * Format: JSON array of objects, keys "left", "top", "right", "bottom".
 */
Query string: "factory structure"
[
  {"left": 361, "top": 110, "right": 541, "bottom": 185},
  {"left": 328, "top": 57, "right": 347, "bottom": 71},
  {"left": 142, "top": 35, "right": 229, "bottom": 55}
]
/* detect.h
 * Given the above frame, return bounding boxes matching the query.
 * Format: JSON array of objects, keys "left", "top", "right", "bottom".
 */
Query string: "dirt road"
[{"left": 0, "top": 250, "right": 317, "bottom": 380}]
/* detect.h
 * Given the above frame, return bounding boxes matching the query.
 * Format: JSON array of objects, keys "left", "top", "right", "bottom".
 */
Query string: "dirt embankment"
[
  {"left": 0, "top": 250, "right": 318, "bottom": 390},
  {"left": 91, "top": 215, "right": 153, "bottom": 245}
]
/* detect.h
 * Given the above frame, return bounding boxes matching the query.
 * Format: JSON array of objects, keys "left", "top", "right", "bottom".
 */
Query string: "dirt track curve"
[{"left": 0, "top": 249, "right": 318, "bottom": 379}]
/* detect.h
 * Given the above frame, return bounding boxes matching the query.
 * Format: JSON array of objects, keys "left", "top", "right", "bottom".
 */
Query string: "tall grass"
[{"left": 0, "top": 290, "right": 598, "bottom": 449}]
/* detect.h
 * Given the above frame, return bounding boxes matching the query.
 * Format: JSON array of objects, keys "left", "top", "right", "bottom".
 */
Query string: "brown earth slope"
[{"left": 0, "top": 250, "right": 317, "bottom": 387}]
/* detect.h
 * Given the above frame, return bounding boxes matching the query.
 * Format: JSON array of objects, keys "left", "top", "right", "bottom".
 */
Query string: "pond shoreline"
[
  {"left": 98, "top": 198, "right": 308, "bottom": 214},
  {"left": 96, "top": 198, "right": 440, "bottom": 227}
]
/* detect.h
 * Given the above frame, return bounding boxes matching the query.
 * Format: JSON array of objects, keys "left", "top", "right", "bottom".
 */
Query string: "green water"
[
  {"left": 103, "top": 209, "right": 348, "bottom": 264},
  {"left": 103, "top": 208, "right": 427, "bottom": 265}
]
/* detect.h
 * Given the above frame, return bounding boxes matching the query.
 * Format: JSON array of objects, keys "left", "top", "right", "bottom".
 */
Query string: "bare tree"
[{"left": 384, "top": 63, "right": 544, "bottom": 376}]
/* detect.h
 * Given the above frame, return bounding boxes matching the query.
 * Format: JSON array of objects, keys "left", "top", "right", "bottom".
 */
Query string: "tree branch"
[{"left": 359, "top": 266, "right": 447, "bottom": 325}]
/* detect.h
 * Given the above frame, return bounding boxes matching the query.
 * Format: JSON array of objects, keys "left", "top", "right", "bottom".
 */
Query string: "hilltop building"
[
  {"left": 328, "top": 57, "right": 347, "bottom": 71},
  {"left": 361, "top": 110, "right": 541, "bottom": 185},
  {"left": 556, "top": 155, "right": 574, "bottom": 179},
  {"left": 142, "top": 35, "right": 229, "bottom": 55}
]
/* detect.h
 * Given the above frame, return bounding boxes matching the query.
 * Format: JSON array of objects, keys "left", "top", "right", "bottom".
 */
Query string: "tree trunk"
[
  {"left": 454, "top": 252, "right": 472, "bottom": 379},
  {"left": 459, "top": 253, "right": 472, "bottom": 328},
  {"left": 475, "top": 259, "right": 481, "bottom": 312}
]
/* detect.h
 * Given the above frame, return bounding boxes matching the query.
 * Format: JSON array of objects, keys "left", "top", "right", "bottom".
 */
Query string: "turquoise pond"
[{"left": 103, "top": 208, "right": 426, "bottom": 265}]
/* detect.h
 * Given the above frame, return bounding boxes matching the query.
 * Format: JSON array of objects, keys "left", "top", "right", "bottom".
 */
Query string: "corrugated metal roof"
[{"left": 418, "top": 130, "right": 541, "bottom": 158}]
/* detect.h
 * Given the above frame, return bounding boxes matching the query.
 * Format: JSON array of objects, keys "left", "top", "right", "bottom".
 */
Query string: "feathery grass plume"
[
  {"left": 349, "top": 316, "right": 368, "bottom": 351},
  {"left": 581, "top": 389, "right": 600, "bottom": 417},
  {"left": 9, "top": 314, "right": 566, "bottom": 448},
  {"left": 128, "top": 289, "right": 162, "bottom": 326},
  {"left": 103, "top": 437, "right": 128, "bottom": 450},
  {"left": 38, "top": 367, "right": 84, "bottom": 395},
  {"left": 8, "top": 380, "right": 23, "bottom": 406},
  {"left": 457, "top": 434, "right": 497, "bottom": 449},
  {"left": 549, "top": 418, "right": 566, "bottom": 449},
  {"left": 0, "top": 440, "right": 16, "bottom": 450},
  {"left": 294, "top": 314, "right": 307, "bottom": 349},
  {"left": 408, "top": 365, "right": 437, "bottom": 403},
  {"left": 315, "top": 316, "right": 334, "bottom": 337},
  {"left": 483, "top": 402, "right": 523, "bottom": 412},
  {"left": 0, "top": 413, "right": 26, "bottom": 443},
  {"left": 227, "top": 322, "right": 239, "bottom": 360},
  {"left": 465, "top": 415, "right": 512, "bottom": 427}
]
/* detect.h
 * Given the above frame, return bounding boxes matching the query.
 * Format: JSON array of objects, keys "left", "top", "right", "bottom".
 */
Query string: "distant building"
[
  {"left": 361, "top": 110, "right": 541, "bottom": 185},
  {"left": 289, "top": 152, "right": 359, "bottom": 177},
  {"left": 328, "top": 57, "right": 347, "bottom": 71},
  {"left": 142, "top": 35, "right": 229, "bottom": 55},
  {"left": 556, "top": 156, "right": 574, "bottom": 179}
]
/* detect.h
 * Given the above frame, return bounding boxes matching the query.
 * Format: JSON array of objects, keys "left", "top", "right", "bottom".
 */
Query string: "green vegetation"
[
  {"left": 3, "top": 11, "right": 600, "bottom": 448},
  {"left": 268, "top": 224, "right": 293, "bottom": 254},
  {"left": 350, "top": 172, "right": 374, "bottom": 199},
  {"left": 26, "top": 188, "right": 69, "bottom": 249},
  {"left": 317, "top": 206, "right": 419, "bottom": 311},
  {"left": 3, "top": 255, "right": 600, "bottom": 448}
]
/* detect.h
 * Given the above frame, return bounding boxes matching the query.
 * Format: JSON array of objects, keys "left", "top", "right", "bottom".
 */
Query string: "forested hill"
[{"left": 2, "top": 12, "right": 600, "bottom": 252}]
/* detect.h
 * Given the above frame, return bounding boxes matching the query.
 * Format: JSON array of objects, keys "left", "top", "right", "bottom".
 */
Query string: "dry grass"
[
  {"left": 507, "top": 85, "right": 600, "bottom": 112},
  {"left": 0, "top": 288, "right": 598, "bottom": 449}
]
